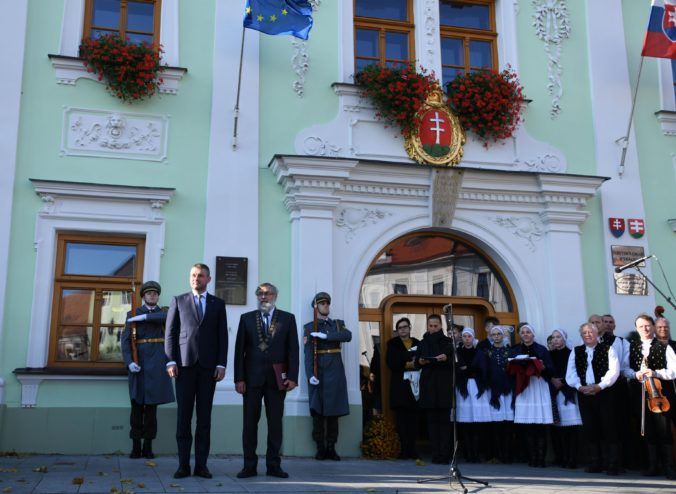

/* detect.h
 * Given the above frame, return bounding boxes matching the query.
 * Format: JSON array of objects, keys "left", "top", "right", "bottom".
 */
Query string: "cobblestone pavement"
[{"left": 1, "top": 454, "right": 675, "bottom": 494}]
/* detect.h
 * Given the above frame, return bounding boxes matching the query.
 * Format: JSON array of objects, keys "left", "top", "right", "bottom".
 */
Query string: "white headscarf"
[
  {"left": 461, "top": 327, "right": 478, "bottom": 347},
  {"left": 491, "top": 325, "right": 513, "bottom": 347},
  {"left": 552, "top": 328, "right": 572, "bottom": 349}
]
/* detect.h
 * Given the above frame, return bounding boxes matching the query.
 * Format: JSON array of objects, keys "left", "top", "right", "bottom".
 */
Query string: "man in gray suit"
[
  {"left": 165, "top": 264, "right": 228, "bottom": 479},
  {"left": 234, "top": 283, "right": 299, "bottom": 479}
]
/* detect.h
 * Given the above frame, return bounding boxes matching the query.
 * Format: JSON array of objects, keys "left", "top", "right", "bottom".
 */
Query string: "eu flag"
[{"left": 244, "top": 0, "right": 313, "bottom": 40}]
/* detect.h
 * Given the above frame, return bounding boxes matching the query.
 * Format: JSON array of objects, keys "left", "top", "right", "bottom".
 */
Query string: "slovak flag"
[{"left": 642, "top": 0, "right": 676, "bottom": 59}]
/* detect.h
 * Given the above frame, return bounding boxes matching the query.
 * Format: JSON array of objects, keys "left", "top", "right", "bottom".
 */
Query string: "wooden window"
[
  {"left": 354, "top": 0, "right": 415, "bottom": 72},
  {"left": 83, "top": 0, "right": 161, "bottom": 45},
  {"left": 439, "top": 0, "right": 498, "bottom": 88},
  {"left": 48, "top": 233, "right": 145, "bottom": 368}
]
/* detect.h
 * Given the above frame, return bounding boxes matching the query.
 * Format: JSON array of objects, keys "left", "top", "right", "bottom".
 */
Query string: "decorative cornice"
[
  {"left": 30, "top": 179, "right": 175, "bottom": 212},
  {"left": 48, "top": 54, "right": 187, "bottom": 95},
  {"left": 532, "top": 0, "right": 571, "bottom": 118}
]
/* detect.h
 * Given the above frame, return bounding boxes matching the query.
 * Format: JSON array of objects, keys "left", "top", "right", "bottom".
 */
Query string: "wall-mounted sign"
[
  {"left": 627, "top": 218, "right": 645, "bottom": 238},
  {"left": 608, "top": 218, "right": 625, "bottom": 238},
  {"left": 215, "top": 256, "right": 248, "bottom": 305},
  {"left": 614, "top": 272, "right": 648, "bottom": 296},
  {"left": 610, "top": 245, "right": 646, "bottom": 268}
]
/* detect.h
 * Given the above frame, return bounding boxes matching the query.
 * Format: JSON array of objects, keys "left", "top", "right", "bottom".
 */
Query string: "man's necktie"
[
  {"left": 196, "top": 295, "right": 204, "bottom": 321},
  {"left": 264, "top": 314, "right": 270, "bottom": 336}
]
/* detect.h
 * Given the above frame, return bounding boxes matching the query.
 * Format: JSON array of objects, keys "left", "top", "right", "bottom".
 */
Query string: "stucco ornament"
[
  {"left": 72, "top": 114, "right": 161, "bottom": 151},
  {"left": 491, "top": 216, "right": 544, "bottom": 251},
  {"left": 532, "top": 0, "right": 571, "bottom": 119},
  {"left": 336, "top": 207, "right": 391, "bottom": 243},
  {"left": 292, "top": 40, "right": 309, "bottom": 97},
  {"left": 303, "top": 136, "right": 341, "bottom": 156},
  {"left": 514, "top": 153, "right": 563, "bottom": 172}
]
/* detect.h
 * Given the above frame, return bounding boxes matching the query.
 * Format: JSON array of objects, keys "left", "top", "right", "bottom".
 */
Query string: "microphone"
[{"left": 615, "top": 254, "right": 654, "bottom": 273}]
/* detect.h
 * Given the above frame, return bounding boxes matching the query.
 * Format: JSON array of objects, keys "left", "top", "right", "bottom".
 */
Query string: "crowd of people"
[{"left": 386, "top": 312, "right": 676, "bottom": 480}]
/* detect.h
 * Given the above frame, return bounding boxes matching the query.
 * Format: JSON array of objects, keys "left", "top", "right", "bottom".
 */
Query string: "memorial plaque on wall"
[
  {"left": 610, "top": 245, "right": 646, "bottom": 267},
  {"left": 614, "top": 272, "right": 648, "bottom": 296},
  {"left": 215, "top": 257, "right": 248, "bottom": 305}
]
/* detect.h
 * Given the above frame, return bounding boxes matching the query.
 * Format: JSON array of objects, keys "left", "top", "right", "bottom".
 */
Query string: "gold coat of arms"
[{"left": 404, "top": 86, "right": 465, "bottom": 166}]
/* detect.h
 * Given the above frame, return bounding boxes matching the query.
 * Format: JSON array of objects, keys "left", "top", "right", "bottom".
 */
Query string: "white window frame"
[
  {"left": 656, "top": 58, "right": 676, "bottom": 136},
  {"left": 17, "top": 179, "right": 173, "bottom": 407}
]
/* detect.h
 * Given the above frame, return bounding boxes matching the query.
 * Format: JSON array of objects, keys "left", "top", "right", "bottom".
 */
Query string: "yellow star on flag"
[
  {"left": 282, "top": 9, "right": 288, "bottom": 15},
  {"left": 257, "top": 14, "right": 264, "bottom": 21},
  {"left": 245, "top": 6, "right": 251, "bottom": 14},
  {"left": 270, "top": 14, "right": 277, "bottom": 22}
]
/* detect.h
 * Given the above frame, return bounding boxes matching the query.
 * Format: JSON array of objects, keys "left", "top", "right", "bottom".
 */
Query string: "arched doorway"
[{"left": 358, "top": 230, "right": 519, "bottom": 425}]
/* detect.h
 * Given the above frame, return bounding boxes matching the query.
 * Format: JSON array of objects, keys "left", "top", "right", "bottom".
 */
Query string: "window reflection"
[
  {"left": 360, "top": 235, "right": 512, "bottom": 311},
  {"left": 65, "top": 243, "right": 136, "bottom": 277}
]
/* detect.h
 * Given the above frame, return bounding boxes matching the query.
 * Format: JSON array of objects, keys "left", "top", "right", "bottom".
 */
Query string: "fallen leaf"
[
  {"left": 110, "top": 487, "right": 120, "bottom": 493},
  {"left": 168, "top": 483, "right": 180, "bottom": 488},
  {"left": 121, "top": 479, "right": 133, "bottom": 484},
  {"left": 143, "top": 461, "right": 156, "bottom": 467},
  {"left": 137, "top": 482, "right": 145, "bottom": 488},
  {"left": 32, "top": 466, "right": 48, "bottom": 473},
  {"left": 72, "top": 477, "right": 84, "bottom": 485},
  {"left": 415, "top": 458, "right": 425, "bottom": 466},
  {"left": 98, "top": 471, "right": 108, "bottom": 476},
  {"left": 0, "top": 469, "right": 16, "bottom": 473},
  {"left": 2, "top": 487, "right": 13, "bottom": 493}
]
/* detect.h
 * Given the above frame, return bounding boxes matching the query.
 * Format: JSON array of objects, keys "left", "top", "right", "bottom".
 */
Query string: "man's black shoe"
[
  {"left": 193, "top": 467, "right": 212, "bottom": 479},
  {"left": 173, "top": 466, "right": 191, "bottom": 479},
  {"left": 236, "top": 467, "right": 257, "bottom": 479},
  {"left": 266, "top": 467, "right": 289, "bottom": 478}
]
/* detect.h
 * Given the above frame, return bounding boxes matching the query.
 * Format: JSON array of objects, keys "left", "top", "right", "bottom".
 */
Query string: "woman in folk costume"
[
  {"left": 622, "top": 314, "right": 676, "bottom": 479},
  {"left": 547, "top": 329, "right": 582, "bottom": 468},
  {"left": 455, "top": 327, "right": 490, "bottom": 462},
  {"left": 508, "top": 323, "right": 554, "bottom": 468},
  {"left": 386, "top": 317, "right": 421, "bottom": 460},
  {"left": 472, "top": 325, "right": 514, "bottom": 463}
]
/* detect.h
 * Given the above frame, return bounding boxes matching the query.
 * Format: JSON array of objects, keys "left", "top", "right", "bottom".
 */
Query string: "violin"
[{"left": 644, "top": 372, "right": 671, "bottom": 414}]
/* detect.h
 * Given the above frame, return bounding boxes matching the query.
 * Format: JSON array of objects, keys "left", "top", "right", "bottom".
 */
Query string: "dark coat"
[
  {"left": 508, "top": 342, "right": 553, "bottom": 380},
  {"left": 164, "top": 292, "right": 228, "bottom": 369},
  {"left": 386, "top": 336, "right": 420, "bottom": 410},
  {"left": 121, "top": 306, "right": 175, "bottom": 405},
  {"left": 234, "top": 308, "right": 299, "bottom": 386},
  {"left": 415, "top": 331, "right": 453, "bottom": 409},
  {"left": 303, "top": 318, "right": 351, "bottom": 417}
]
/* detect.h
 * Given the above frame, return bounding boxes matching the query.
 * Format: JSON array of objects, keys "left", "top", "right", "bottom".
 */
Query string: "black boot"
[
  {"left": 536, "top": 433, "right": 547, "bottom": 468},
  {"left": 315, "top": 442, "right": 326, "bottom": 460},
  {"left": 526, "top": 435, "right": 537, "bottom": 467},
  {"left": 662, "top": 445, "right": 676, "bottom": 480},
  {"left": 585, "top": 442, "right": 603, "bottom": 473},
  {"left": 642, "top": 445, "right": 660, "bottom": 476},
  {"left": 130, "top": 439, "right": 142, "bottom": 459},
  {"left": 325, "top": 443, "right": 341, "bottom": 461},
  {"left": 566, "top": 428, "right": 578, "bottom": 469},
  {"left": 606, "top": 444, "right": 620, "bottom": 476},
  {"left": 142, "top": 439, "right": 154, "bottom": 459}
]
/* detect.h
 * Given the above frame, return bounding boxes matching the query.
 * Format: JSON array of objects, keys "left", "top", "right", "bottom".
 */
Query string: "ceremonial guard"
[
  {"left": 304, "top": 292, "right": 352, "bottom": 461},
  {"left": 121, "top": 281, "right": 175, "bottom": 459}
]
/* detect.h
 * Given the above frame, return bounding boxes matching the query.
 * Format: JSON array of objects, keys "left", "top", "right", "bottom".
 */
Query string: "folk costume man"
[
  {"left": 565, "top": 322, "right": 620, "bottom": 475},
  {"left": 234, "top": 283, "right": 299, "bottom": 479},
  {"left": 121, "top": 281, "right": 175, "bottom": 459},
  {"left": 303, "top": 292, "right": 352, "bottom": 461},
  {"left": 165, "top": 264, "right": 228, "bottom": 479},
  {"left": 622, "top": 314, "right": 676, "bottom": 479}
]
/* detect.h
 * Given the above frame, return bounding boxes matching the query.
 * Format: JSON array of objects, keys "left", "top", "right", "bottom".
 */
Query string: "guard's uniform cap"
[
  {"left": 141, "top": 281, "right": 161, "bottom": 296},
  {"left": 312, "top": 292, "right": 331, "bottom": 307}
]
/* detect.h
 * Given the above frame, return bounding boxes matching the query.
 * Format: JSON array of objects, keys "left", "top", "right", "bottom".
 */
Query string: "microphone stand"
[
  {"left": 632, "top": 265, "right": 676, "bottom": 311},
  {"left": 418, "top": 304, "right": 489, "bottom": 493}
]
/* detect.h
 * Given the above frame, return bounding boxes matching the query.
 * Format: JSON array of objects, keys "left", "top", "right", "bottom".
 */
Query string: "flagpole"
[
  {"left": 232, "top": 26, "right": 246, "bottom": 150},
  {"left": 618, "top": 55, "right": 645, "bottom": 178}
]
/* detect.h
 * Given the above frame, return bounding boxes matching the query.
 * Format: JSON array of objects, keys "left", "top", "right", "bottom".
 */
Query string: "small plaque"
[
  {"left": 215, "top": 257, "right": 248, "bottom": 305},
  {"left": 610, "top": 245, "right": 646, "bottom": 267},
  {"left": 614, "top": 272, "right": 648, "bottom": 296}
]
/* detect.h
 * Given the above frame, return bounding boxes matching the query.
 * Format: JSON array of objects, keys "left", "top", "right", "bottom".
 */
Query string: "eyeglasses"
[{"left": 257, "top": 291, "right": 274, "bottom": 297}]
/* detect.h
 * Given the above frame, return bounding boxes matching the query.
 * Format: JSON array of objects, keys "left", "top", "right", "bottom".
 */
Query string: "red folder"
[{"left": 272, "top": 362, "right": 288, "bottom": 391}]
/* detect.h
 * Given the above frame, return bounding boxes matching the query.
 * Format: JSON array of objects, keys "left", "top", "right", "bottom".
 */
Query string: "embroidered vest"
[
  {"left": 628, "top": 339, "right": 667, "bottom": 371},
  {"left": 574, "top": 344, "right": 609, "bottom": 386}
]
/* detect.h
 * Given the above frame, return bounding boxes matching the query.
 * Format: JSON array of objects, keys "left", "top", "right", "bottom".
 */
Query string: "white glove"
[
  {"left": 310, "top": 332, "right": 327, "bottom": 340},
  {"left": 128, "top": 363, "right": 141, "bottom": 373},
  {"left": 127, "top": 314, "right": 147, "bottom": 322},
  {"left": 309, "top": 376, "right": 320, "bottom": 385}
]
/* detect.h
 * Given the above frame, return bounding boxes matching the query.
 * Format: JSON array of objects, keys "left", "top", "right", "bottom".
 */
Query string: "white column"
[
  {"left": 586, "top": 1, "right": 654, "bottom": 326},
  {"left": 205, "top": 1, "right": 260, "bottom": 404}
]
